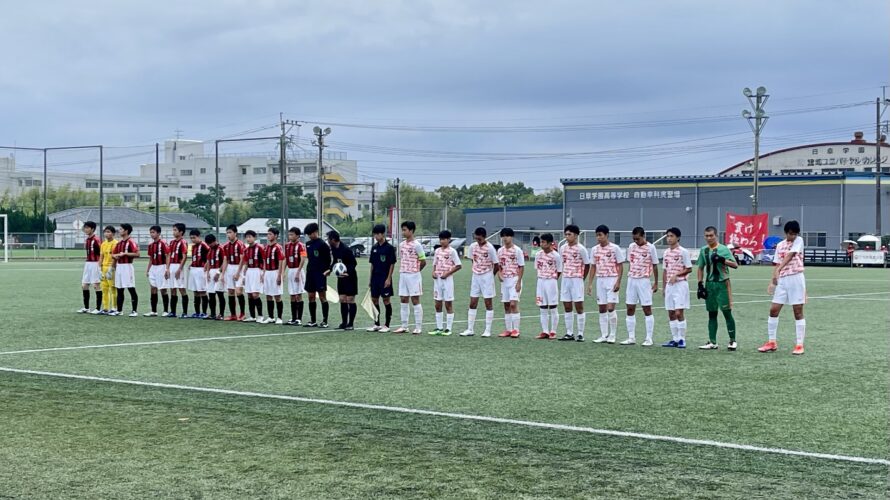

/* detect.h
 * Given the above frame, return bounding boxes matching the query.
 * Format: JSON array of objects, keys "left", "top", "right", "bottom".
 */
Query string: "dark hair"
[
  {"left": 120, "top": 223, "right": 133, "bottom": 234},
  {"left": 595, "top": 224, "right": 609, "bottom": 235},
  {"left": 149, "top": 225, "right": 162, "bottom": 233},
  {"left": 540, "top": 233, "right": 554, "bottom": 243},
  {"left": 267, "top": 227, "right": 280, "bottom": 236},
  {"left": 225, "top": 224, "right": 238, "bottom": 233},
  {"left": 327, "top": 230, "right": 340, "bottom": 242},
  {"left": 564, "top": 224, "right": 580, "bottom": 235},
  {"left": 401, "top": 221, "right": 416, "bottom": 232},
  {"left": 372, "top": 224, "right": 386, "bottom": 235},
  {"left": 84, "top": 221, "right": 96, "bottom": 230},
  {"left": 439, "top": 230, "right": 452, "bottom": 239},
  {"left": 205, "top": 234, "right": 217, "bottom": 244},
  {"left": 288, "top": 227, "right": 301, "bottom": 236},
  {"left": 103, "top": 225, "right": 116, "bottom": 234},
  {"left": 173, "top": 223, "right": 186, "bottom": 233},
  {"left": 474, "top": 226, "right": 487, "bottom": 237},
  {"left": 500, "top": 227, "right": 514, "bottom": 237},
  {"left": 304, "top": 223, "right": 319, "bottom": 235},
  {"left": 632, "top": 226, "right": 645, "bottom": 236},
  {"left": 245, "top": 230, "right": 257, "bottom": 238},
  {"left": 704, "top": 226, "right": 718, "bottom": 234},
  {"left": 189, "top": 229, "right": 201, "bottom": 237},
  {"left": 666, "top": 227, "right": 681, "bottom": 238},
  {"left": 784, "top": 220, "right": 801, "bottom": 234}
]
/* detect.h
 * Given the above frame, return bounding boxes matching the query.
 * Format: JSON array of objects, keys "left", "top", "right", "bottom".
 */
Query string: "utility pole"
[
  {"left": 278, "top": 115, "right": 302, "bottom": 231},
  {"left": 312, "top": 126, "right": 331, "bottom": 231},
  {"left": 371, "top": 182, "right": 376, "bottom": 219},
  {"left": 155, "top": 143, "right": 160, "bottom": 227},
  {"left": 394, "top": 178, "right": 401, "bottom": 246},
  {"left": 875, "top": 94, "right": 890, "bottom": 236},
  {"left": 743, "top": 87, "right": 769, "bottom": 215}
]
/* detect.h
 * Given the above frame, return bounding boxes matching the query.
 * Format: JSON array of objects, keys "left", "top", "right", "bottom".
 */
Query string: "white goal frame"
[{"left": 0, "top": 214, "right": 8, "bottom": 263}]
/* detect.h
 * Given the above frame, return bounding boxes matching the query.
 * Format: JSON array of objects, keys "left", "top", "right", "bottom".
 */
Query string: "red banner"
[{"left": 724, "top": 212, "right": 768, "bottom": 253}]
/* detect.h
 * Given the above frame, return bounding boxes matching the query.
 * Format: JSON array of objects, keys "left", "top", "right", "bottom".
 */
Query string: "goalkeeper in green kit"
[{"left": 696, "top": 226, "right": 739, "bottom": 350}]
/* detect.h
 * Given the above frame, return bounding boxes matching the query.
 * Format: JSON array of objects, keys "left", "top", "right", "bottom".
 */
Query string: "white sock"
[
  {"left": 644, "top": 315, "right": 655, "bottom": 341},
  {"left": 678, "top": 320, "right": 687, "bottom": 340},
  {"left": 626, "top": 315, "right": 636, "bottom": 340},
  {"left": 484, "top": 310, "right": 494, "bottom": 333},
  {"left": 576, "top": 312, "right": 586, "bottom": 336},
  {"left": 504, "top": 312, "right": 513, "bottom": 331},
  {"left": 599, "top": 313, "right": 609, "bottom": 338},
  {"left": 512, "top": 313, "right": 520, "bottom": 332},
  {"left": 795, "top": 319, "right": 806, "bottom": 344},
  {"left": 767, "top": 316, "right": 778, "bottom": 340},
  {"left": 467, "top": 308, "right": 477, "bottom": 331},
  {"left": 549, "top": 308, "right": 559, "bottom": 332},
  {"left": 414, "top": 304, "right": 423, "bottom": 330},
  {"left": 565, "top": 312, "right": 574, "bottom": 335},
  {"left": 540, "top": 309, "right": 550, "bottom": 332},
  {"left": 400, "top": 303, "right": 409, "bottom": 327},
  {"left": 435, "top": 311, "right": 443, "bottom": 330},
  {"left": 608, "top": 310, "right": 618, "bottom": 338},
  {"left": 669, "top": 320, "right": 679, "bottom": 341},
  {"left": 446, "top": 313, "right": 454, "bottom": 331}
]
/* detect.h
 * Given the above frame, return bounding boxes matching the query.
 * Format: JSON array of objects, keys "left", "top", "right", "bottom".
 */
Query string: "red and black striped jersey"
[
  {"left": 242, "top": 243, "right": 265, "bottom": 270},
  {"left": 190, "top": 241, "right": 210, "bottom": 268},
  {"left": 285, "top": 241, "right": 306, "bottom": 269},
  {"left": 113, "top": 238, "right": 139, "bottom": 264},
  {"left": 224, "top": 239, "right": 246, "bottom": 265},
  {"left": 147, "top": 239, "right": 168, "bottom": 266},
  {"left": 264, "top": 242, "right": 284, "bottom": 270},
  {"left": 207, "top": 244, "right": 224, "bottom": 269},
  {"left": 168, "top": 238, "right": 188, "bottom": 265},
  {"left": 85, "top": 234, "right": 101, "bottom": 262}
]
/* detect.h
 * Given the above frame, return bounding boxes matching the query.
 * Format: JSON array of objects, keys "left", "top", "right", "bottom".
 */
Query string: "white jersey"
[
  {"left": 497, "top": 246, "right": 525, "bottom": 278},
  {"left": 469, "top": 241, "right": 498, "bottom": 275},
  {"left": 590, "top": 242, "right": 625, "bottom": 278},
  {"left": 399, "top": 240, "right": 426, "bottom": 274},
  {"left": 627, "top": 241, "right": 659, "bottom": 278},
  {"left": 534, "top": 250, "right": 563, "bottom": 280},
  {"left": 432, "top": 246, "right": 461, "bottom": 277},
  {"left": 559, "top": 243, "right": 590, "bottom": 279}
]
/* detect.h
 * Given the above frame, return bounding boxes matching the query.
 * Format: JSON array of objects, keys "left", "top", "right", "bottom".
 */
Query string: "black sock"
[
  {"left": 321, "top": 301, "right": 329, "bottom": 322},
  {"left": 95, "top": 291, "right": 102, "bottom": 310},
  {"left": 340, "top": 303, "right": 348, "bottom": 325},
  {"left": 248, "top": 296, "right": 255, "bottom": 318},
  {"left": 290, "top": 301, "right": 297, "bottom": 321},
  {"left": 348, "top": 303, "right": 357, "bottom": 326},
  {"left": 209, "top": 294, "right": 216, "bottom": 317},
  {"left": 82, "top": 289, "right": 90, "bottom": 309},
  {"left": 216, "top": 292, "right": 226, "bottom": 316},
  {"left": 276, "top": 300, "right": 283, "bottom": 319},
  {"left": 238, "top": 295, "right": 246, "bottom": 315},
  {"left": 297, "top": 300, "right": 304, "bottom": 321},
  {"left": 182, "top": 295, "right": 189, "bottom": 316},
  {"left": 193, "top": 294, "right": 201, "bottom": 315},
  {"left": 229, "top": 296, "right": 236, "bottom": 316},
  {"left": 116, "top": 288, "right": 125, "bottom": 312},
  {"left": 310, "top": 301, "right": 317, "bottom": 322},
  {"left": 202, "top": 295, "right": 208, "bottom": 315},
  {"left": 385, "top": 303, "right": 393, "bottom": 327},
  {"left": 150, "top": 293, "right": 158, "bottom": 313},
  {"left": 128, "top": 287, "right": 138, "bottom": 312},
  {"left": 170, "top": 294, "right": 178, "bottom": 315},
  {"left": 266, "top": 299, "right": 274, "bottom": 318},
  {"left": 162, "top": 293, "right": 169, "bottom": 313}
]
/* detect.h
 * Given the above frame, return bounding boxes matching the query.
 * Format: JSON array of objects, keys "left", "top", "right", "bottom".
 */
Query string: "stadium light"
[{"left": 742, "top": 88, "right": 753, "bottom": 97}]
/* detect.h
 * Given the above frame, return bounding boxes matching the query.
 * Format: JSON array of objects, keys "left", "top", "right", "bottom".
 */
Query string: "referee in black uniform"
[
  {"left": 303, "top": 223, "right": 331, "bottom": 328},
  {"left": 327, "top": 230, "right": 358, "bottom": 330}
]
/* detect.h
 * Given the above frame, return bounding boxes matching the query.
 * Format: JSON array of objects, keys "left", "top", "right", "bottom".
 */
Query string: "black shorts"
[
  {"left": 305, "top": 271, "right": 327, "bottom": 293},
  {"left": 370, "top": 276, "right": 393, "bottom": 298},
  {"left": 337, "top": 275, "right": 358, "bottom": 297}
]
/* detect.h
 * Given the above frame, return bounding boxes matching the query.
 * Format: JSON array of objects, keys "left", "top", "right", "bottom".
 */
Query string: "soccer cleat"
[
  {"left": 107, "top": 310, "right": 121, "bottom": 316},
  {"left": 128, "top": 311, "right": 138, "bottom": 317},
  {"left": 557, "top": 334, "right": 575, "bottom": 341},
  {"left": 412, "top": 328, "right": 422, "bottom": 335},
  {"left": 237, "top": 314, "right": 245, "bottom": 321},
  {"left": 727, "top": 341, "right": 738, "bottom": 351},
  {"left": 757, "top": 340, "right": 777, "bottom": 353},
  {"left": 241, "top": 316, "right": 255, "bottom": 322},
  {"left": 366, "top": 325, "right": 381, "bottom": 332},
  {"left": 592, "top": 336, "right": 609, "bottom": 343},
  {"left": 344, "top": 325, "right": 354, "bottom": 331},
  {"left": 378, "top": 326, "right": 390, "bottom": 333},
  {"left": 163, "top": 312, "right": 175, "bottom": 318},
  {"left": 792, "top": 344, "right": 805, "bottom": 355},
  {"left": 619, "top": 339, "right": 636, "bottom": 345},
  {"left": 676, "top": 339, "right": 686, "bottom": 349},
  {"left": 393, "top": 327, "right": 409, "bottom": 334},
  {"left": 548, "top": 332, "right": 557, "bottom": 340},
  {"left": 275, "top": 318, "right": 284, "bottom": 325},
  {"left": 143, "top": 312, "right": 157, "bottom": 317},
  {"left": 536, "top": 332, "right": 550, "bottom": 340},
  {"left": 319, "top": 322, "right": 329, "bottom": 328},
  {"left": 293, "top": 320, "right": 302, "bottom": 326},
  {"left": 459, "top": 330, "right": 475, "bottom": 337},
  {"left": 189, "top": 313, "right": 201, "bottom": 319},
  {"left": 497, "top": 330, "right": 512, "bottom": 338},
  {"left": 336, "top": 323, "right": 348, "bottom": 330},
  {"left": 428, "top": 328, "right": 442, "bottom": 336},
  {"left": 89, "top": 309, "right": 101, "bottom": 315},
  {"left": 77, "top": 307, "right": 89, "bottom": 314},
  {"left": 662, "top": 340, "right": 678, "bottom": 348},
  {"left": 698, "top": 342, "right": 719, "bottom": 350},
  {"left": 510, "top": 330, "right": 520, "bottom": 338},
  {"left": 606, "top": 335, "right": 616, "bottom": 344},
  {"left": 480, "top": 331, "right": 491, "bottom": 338},
  {"left": 440, "top": 329, "right": 452, "bottom": 336},
  {"left": 642, "top": 339, "right": 654, "bottom": 347},
  {"left": 304, "top": 321, "right": 317, "bottom": 327},
  {"left": 179, "top": 314, "right": 189, "bottom": 319},
  {"left": 575, "top": 335, "right": 585, "bottom": 342}
]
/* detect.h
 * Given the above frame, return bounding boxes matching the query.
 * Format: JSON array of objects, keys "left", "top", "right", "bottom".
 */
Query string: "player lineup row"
[{"left": 75, "top": 219, "right": 809, "bottom": 354}]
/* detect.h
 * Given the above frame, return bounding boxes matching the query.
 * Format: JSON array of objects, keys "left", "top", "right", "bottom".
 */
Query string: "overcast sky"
[{"left": 1, "top": 0, "right": 887, "bottom": 189}]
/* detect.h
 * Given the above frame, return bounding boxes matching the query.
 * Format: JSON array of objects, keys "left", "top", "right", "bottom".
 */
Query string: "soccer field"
[{"left": 0, "top": 261, "right": 887, "bottom": 498}]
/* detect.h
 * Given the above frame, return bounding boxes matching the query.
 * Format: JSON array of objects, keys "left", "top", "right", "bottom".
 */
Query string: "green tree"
[
  {"left": 377, "top": 182, "right": 444, "bottom": 235},
  {"left": 220, "top": 201, "right": 254, "bottom": 227},
  {"left": 245, "top": 185, "right": 316, "bottom": 219},
  {"left": 178, "top": 186, "right": 231, "bottom": 226}
]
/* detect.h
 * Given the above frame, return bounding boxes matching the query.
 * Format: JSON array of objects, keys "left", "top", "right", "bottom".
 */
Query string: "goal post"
[{"left": 0, "top": 214, "right": 8, "bottom": 263}]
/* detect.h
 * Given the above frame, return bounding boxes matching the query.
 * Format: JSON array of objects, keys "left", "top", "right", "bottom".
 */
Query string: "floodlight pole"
[{"left": 743, "top": 87, "right": 769, "bottom": 215}]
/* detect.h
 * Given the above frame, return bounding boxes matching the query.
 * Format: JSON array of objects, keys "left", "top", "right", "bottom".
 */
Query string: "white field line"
[{"left": 0, "top": 366, "right": 886, "bottom": 467}]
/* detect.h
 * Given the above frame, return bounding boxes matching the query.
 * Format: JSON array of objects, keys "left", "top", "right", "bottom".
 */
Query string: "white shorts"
[
  {"left": 560, "top": 277, "right": 584, "bottom": 303},
  {"left": 399, "top": 272, "right": 423, "bottom": 297},
  {"left": 470, "top": 272, "right": 496, "bottom": 299},
  {"left": 187, "top": 268, "right": 207, "bottom": 292},
  {"left": 114, "top": 264, "right": 135, "bottom": 289},
  {"left": 264, "top": 271, "right": 283, "bottom": 296},
  {"left": 206, "top": 268, "right": 222, "bottom": 293},
  {"left": 287, "top": 268, "right": 305, "bottom": 295},
  {"left": 595, "top": 276, "right": 619, "bottom": 305},
  {"left": 433, "top": 276, "right": 454, "bottom": 302},
  {"left": 664, "top": 280, "right": 690, "bottom": 311},
  {"left": 167, "top": 263, "right": 186, "bottom": 290},
  {"left": 81, "top": 262, "right": 101, "bottom": 285},
  {"left": 244, "top": 268, "right": 263, "bottom": 294},
  {"left": 626, "top": 277, "right": 654, "bottom": 306},
  {"left": 148, "top": 265, "right": 168, "bottom": 289},
  {"left": 536, "top": 278, "right": 559, "bottom": 307},
  {"left": 501, "top": 276, "right": 521, "bottom": 303},
  {"left": 224, "top": 265, "right": 243, "bottom": 290},
  {"left": 773, "top": 273, "right": 807, "bottom": 305}
]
